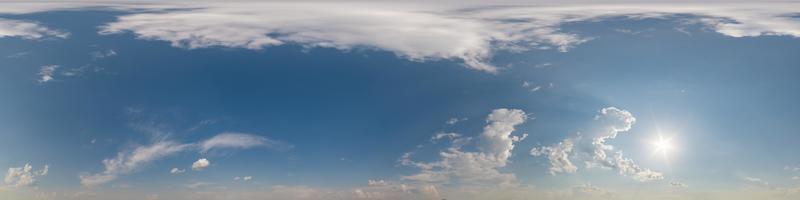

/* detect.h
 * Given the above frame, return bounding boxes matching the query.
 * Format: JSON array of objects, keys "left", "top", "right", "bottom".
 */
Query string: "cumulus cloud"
[
  {"left": 531, "top": 137, "right": 577, "bottom": 175},
  {"left": 0, "top": 18, "right": 67, "bottom": 39},
  {"left": 170, "top": 168, "right": 185, "bottom": 174},
  {"left": 612, "top": 151, "right": 663, "bottom": 182},
  {"left": 4, "top": 164, "right": 49, "bottom": 187},
  {"left": 401, "top": 108, "right": 528, "bottom": 186},
  {"left": 199, "top": 132, "right": 292, "bottom": 153},
  {"left": 532, "top": 107, "right": 663, "bottom": 182},
  {"left": 37, "top": 65, "right": 59, "bottom": 83},
  {"left": 191, "top": 158, "right": 210, "bottom": 171}
]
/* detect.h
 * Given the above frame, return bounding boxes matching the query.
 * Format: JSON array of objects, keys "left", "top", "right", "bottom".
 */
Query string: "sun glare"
[{"left": 652, "top": 134, "right": 674, "bottom": 159}]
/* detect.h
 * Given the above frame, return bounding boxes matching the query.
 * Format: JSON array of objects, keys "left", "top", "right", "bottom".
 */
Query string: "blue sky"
[{"left": 2, "top": 1, "right": 800, "bottom": 200}]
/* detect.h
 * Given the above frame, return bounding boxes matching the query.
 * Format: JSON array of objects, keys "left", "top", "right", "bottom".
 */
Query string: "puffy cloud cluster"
[
  {"left": 4, "top": 164, "right": 48, "bottom": 187},
  {"left": 532, "top": 107, "right": 663, "bottom": 182},
  {"left": 530, "top": 137, "right": 577, "bottom": 175},
  {"left": 191, "top": 158, "right": 210, "bottom": 171},
  {"left": 401, "top": 108, "right": 528, "bottom": 186},
  {"left": 80, "top": 132, "right": 288, "bottom": 187}
]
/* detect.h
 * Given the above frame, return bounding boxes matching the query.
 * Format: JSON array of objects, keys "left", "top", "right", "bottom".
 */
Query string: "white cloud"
[
  {"left": 235, "top": 176, "right": 253, "bottom": 181},
  {"left": 744, "top": 176, "right": 769, "bottom": 187},
  {"left": 6, "top": 51, "right": 29, "bottom": 58},
  {"left": 354, "top": 180, "right": 441, "bottom": 200},
  {"left": 670, "top": 181, "right": 688, "bottom": 187},
  {"left": 571, "top": 183, "right": 614, "bottom": 197},
  {"left": 0, "top": 18, "right": 67, "bottom": 39},
  {"left": 530, "top": 86, "right": 542, "bottom": 92},
  {"left": 401, "top": 108, "right": 528, "bottom": 186},
  {"left": 87, "top": 2, "right": 800, "bottom": 73},
  {"left": 368, "top": 179, "right": 389, "bottom": 187},
  {"left": 522, "top": 81, "right": 544, "bottom": 92},
  {"left": 4, "top": 164, "right": 48, "bottom": 187},
  {"left": 612, "top": 151, "right": 663, "bottom": 182},
  {"left": 430, "top": 132, "right": 461, "bottom": 141},
  {"left": 199, "top": 132, "right": 292, "bottom": 153},
  {"left": 445, "top": 117, "right": 467, "bottom": 125},
  {"left": 97, "top": 3, "right": 514, "bottom": 73},
  {"left": 81, "top": 132, "right": 288, "bottom": 187},
  {"left": 191, "top": 158, "right": 210, "bottom": 171},
  {"left": 169, "top": 168, "right": 185, "bottom": 174},
  {"left": 90, "top": 49, "right": 117, "bottom": 59},
  {"left": 531, "top": 137, "right": 577, "bottom": 175},
  {"left": 37, "top": 65, "right": 59, "bottom": 83},
  {"left": 1, "top": 2, "right": 800, "bottom": 73},
  {"left": 186, "top": 181, "right": 214, "bottom": 190},
  {"left": 80, "top": 141, "right": 192, "bottom": 187},
  {"left": 532, "top": 107, "right": 663, "bottom": 182}
]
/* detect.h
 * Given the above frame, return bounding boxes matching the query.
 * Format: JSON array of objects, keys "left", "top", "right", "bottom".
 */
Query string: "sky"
[{"left": 1, "top": 1, "right": 800, "bottom": 200}]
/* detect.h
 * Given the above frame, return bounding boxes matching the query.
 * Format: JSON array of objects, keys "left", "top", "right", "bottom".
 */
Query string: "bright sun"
[{"left": 652, "top": 134, "right": 674, "bottom": 159}]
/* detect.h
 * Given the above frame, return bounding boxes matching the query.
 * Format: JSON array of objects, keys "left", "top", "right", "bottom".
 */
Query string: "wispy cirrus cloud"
[
  {"left": 79, "top": 141, "right": 192, "bottom": 187},
  {"left": 200, "top": 132, "right": 293, "bottom": 153},
  {"left": 80, "top": 132, "right": 289, "bottom": 187}
]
